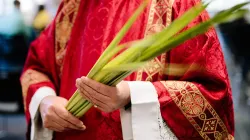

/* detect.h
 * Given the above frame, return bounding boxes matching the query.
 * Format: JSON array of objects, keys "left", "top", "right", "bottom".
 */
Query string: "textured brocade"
[
  {"left": 56, "top": 0, "right": 234, "bottom": 139},
  {"left": 136, "top": 0, "right": 175, "bottom": 81},
  {"left": 55, "top": 1, "right": 152, "bottom": 139},
  {"left": 161, "top": 81, "right": 234, "bottom": 140},
  {"left": 55, "top": 0, "right": 81, "bottom": 76},
  {"left": 21, "top": 0, "right": 234, "bottom": 139},
  {"left": 20, "top": 70, "right": 51, "bottom": 111}
]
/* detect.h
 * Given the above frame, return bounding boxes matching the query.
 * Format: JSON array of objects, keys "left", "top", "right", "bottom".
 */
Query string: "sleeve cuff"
[
  {"left": 120, "top": 81, "right": 160, "bottom": 140},
  {"left": 29, "top": 86, "right": 56, "bottom": 140},
  {"left": 120, "top": 81, "right": 178, "bottom": 140},
  {"left": 29, "top": 87, "right": 56, "bottom": 119},
  {"left": 120, "top": 108, "right": 133, "bottom": 140}
]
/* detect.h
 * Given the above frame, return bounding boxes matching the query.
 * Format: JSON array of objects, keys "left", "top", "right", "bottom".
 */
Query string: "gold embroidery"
[
  {"left": 55, "top": 0, "right": 81, "bottom": 76},
  {"left": 20, "top": 69, "right": 50, "bottom": 110},
  {"left": 56, "top": 17, "right": 73, "bottom": 45},
  {"left": 136, "top": 0, "right": 175, "bottom": 81},
  {"left": 144, "top": 58, "right": 164, "bottom": 81},
  {"left": 161, "top": 81, "right": 234, "bottom": 140}
]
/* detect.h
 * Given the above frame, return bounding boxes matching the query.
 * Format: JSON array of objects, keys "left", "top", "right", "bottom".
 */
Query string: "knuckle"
[
  {"left": 96, "top": 85, "right": 101, "bottom": 91},
  {"left": 44, "top": 115, "right": 50, "bottom": 122},
  {"left": 43, "top": 121, "right": 50, "bottom": 128},
  {"left": 82, "top": 83, "right": 87, "bottom": 88},
  {"left": 48, "top": 105, "right": 55, "bottom": 111},
  {"left": 78, "top": 88, "right": 83, "bottom": 93},
  {"left": 106, "top": 89, "right": 111, "bottom": 94},
  {"left": 85, "top": 80, "right": 89, "bottom": 85},
  {"left": 62, "top": 112, "right": 69, "bottom": 119},
  {"left": 46, "top": 112, "right": 53, "bottom": 118},
  {"left": 81, "top": 86, "right": 86, "bottom": 91}
]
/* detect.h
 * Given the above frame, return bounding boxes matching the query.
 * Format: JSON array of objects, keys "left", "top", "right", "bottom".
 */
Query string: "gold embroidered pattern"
[
  {"left": 161, "top": 81, "right": 234, "bottom": 140},
  {"left": 136, "top": 0, "right": 175, "bottom": 81},
  {"left": 20, "top": 69, "right": 51, "bottom": 110},
  {"left": 55, "top": 0, "right": 81, "bottom": 75}
]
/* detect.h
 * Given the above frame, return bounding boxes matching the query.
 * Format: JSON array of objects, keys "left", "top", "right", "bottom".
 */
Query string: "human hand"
[
  {"left": 39, "top": 96, "right": 86, "bottom": 132},
  {"left": 76, "top": 77, "right": 130, "bottom": 113}
]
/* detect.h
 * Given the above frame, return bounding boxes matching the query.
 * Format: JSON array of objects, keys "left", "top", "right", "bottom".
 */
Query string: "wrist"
[
  {"left": 39, "top": 95, "right": 55, "bottom": 108},
  {"left": 39, "top": 95, "right": 50, "bottom": 115},
  {"left": 117, "top": 81, "right": 131, "bottom": 107}
]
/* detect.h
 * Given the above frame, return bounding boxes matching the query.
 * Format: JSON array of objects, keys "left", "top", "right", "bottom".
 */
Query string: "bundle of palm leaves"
[{"left": 66, "top": 1, "right": 249, "bottom": 117}]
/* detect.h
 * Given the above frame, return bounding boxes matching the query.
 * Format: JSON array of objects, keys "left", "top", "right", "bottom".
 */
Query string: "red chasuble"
[{"left": 20, "top": 0, "right": 234, "bottom": 139}]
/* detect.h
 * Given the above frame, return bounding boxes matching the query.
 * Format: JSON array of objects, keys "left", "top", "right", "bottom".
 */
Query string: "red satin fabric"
[{"left": 21, "top": 0, "right": 234, "bottom": 139}]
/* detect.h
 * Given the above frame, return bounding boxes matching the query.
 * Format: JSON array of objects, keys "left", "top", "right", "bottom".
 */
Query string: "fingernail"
[
  {"left": 81, "top": 76, "right": 87, "bottom": 80},
  {"left": 78, "top": 122, "right": 84, "bottom": 127}
]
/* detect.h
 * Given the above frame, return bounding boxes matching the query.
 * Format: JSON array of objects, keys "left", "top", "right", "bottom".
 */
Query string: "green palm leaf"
[
  {"left": 65, "top": 1, "right": 249, "bottom": 117},
  {"left": 87, "top": 0, "right": 149, "bottom": 78}
]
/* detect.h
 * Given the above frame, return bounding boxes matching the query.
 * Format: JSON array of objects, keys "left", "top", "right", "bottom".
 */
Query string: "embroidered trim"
[
  {"left": 55, "top": 0, "right": 81, "bottom": 76},
  {"left": 161, "top": 81, "right": 234, "bottom": 140},
  {"left": 136, "top": 0, "right": 175, "bottom": 81},
  {"left": 20, "top": 69, "right": 51, "bottom": 110}
]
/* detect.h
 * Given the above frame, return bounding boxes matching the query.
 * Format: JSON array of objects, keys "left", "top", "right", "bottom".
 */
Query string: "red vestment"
[{"left": 21, "top": 0, "right": 234, "bottom": 139}]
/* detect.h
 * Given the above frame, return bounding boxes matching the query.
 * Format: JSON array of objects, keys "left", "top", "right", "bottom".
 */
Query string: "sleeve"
[
  {"left": 152, "top": 0, "right": 234, "bottom": 139},
  {"left": 20, "top": 23, "right": 57, "bottom": 121},
  {"left": 20, "top": 7, "right": 61, "bottom": 140}
]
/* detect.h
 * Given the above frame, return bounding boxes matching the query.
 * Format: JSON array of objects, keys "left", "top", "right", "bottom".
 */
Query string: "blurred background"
[{"left": 0, "top": 0, "right": 250, "bottom": 140}]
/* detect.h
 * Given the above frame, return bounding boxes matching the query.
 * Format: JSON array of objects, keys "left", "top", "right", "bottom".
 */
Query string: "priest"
[{"left": 21, "top": 0, "right": 234, "bottom": 139}]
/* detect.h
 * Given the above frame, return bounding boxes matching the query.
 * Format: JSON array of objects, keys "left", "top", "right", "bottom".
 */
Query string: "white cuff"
[
  {"left": 29, "top": 87, "right": 56, "bottom": 140},
  {"left": 131, "top": 81, "right": 160, "bottom": 140},
  {"left": 120, "top": 81, "right": 159, "bottom": 140},
  {"left": 120, "top": 108, "right": 133, "bottom": 140},
  {"left": 120, "top": 81, "right": 178, "bottom": 140}
]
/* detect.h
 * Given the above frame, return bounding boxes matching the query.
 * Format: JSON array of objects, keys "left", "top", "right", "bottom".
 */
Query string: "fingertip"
[
  {"left": 82, "top": 126, "right": 86, "bottom": 131},
  {"left": 80, "top": 121, "right": 85, "bottom": 127},
  {"left": 81, "top": 76, "right": 89, "bottom": 81},
  {"left": 76, "top": 78, "right": 80, "bottom": 83},
  {"left": 81, "top": 124, "right": 86, "bottom": 130},
  {"left": 81, "top": 76, "right": 86, "bottom": 79},
  {"left": 76, "top": 79, "right": 82, "bottom": 86}
]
